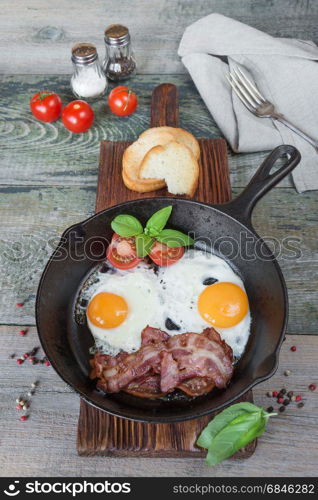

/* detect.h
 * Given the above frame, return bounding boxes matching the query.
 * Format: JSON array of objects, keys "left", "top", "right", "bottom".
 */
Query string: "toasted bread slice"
[
  {"left": 139, "top": 127, "right": 200, "bottom": 160},
  {"left": 140, "top": 141, "right": 199, "bottom": 197},
  {"left": 122, "top": 168, "right": 164, "bottom": 193},
  {"left": 122, "top": 131, "right": 174, "bottom": 192}
]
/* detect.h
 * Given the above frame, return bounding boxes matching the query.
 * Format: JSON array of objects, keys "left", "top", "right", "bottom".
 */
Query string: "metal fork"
[{"left": 227, "top": 67, "right": 318, "bottom": 152}]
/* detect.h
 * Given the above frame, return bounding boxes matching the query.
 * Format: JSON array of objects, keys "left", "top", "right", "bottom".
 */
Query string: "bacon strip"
[{"left": 91, "top": 326, "right": 233, "bottom": 398}]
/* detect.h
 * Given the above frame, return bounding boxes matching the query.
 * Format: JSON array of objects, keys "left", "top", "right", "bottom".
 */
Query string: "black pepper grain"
[{"left": 279, "top": 406, "right": 285, "bottom": 413}]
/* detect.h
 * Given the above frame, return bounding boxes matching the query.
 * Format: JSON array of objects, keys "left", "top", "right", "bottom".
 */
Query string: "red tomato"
[
  {"left": 108, "top": 86, "right": 138, "bottom": 116},
  {"left": 30, "top": 91, "right": 62, "bottom": 122},
  {"left": 107, "top": 233, "right": 141, "bottom": 270},
  {"left": 62, "top": 100, "right": 94, "bottom": 133},
  {"left": 149, "top": 242, "right": 184, "bottom": 267}
]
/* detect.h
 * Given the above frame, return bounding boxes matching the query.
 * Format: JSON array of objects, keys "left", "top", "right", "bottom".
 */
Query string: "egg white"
[{"left": 82, "top": 249, "right": 251, "bottom": 359}]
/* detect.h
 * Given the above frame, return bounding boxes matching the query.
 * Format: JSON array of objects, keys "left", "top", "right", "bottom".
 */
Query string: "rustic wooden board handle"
[{"left": 150, "top": 83, "right": 179, "bottom": 127}]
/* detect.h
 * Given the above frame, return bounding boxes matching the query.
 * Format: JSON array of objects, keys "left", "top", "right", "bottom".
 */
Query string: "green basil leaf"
[
  {"left": 155, "top": 229, "right": 194, "bottom": 248},
  {"left": 196, "top": 403, "right": 276, "bottom": 466},
  {"left": 145, "top": 206, "right": 173, "bottom": 237},
  {"left": 111, "top": 214, "right": 143, "bottom": 237},
  {"left": 135, "top": 233, "right": 154, "bottom": 258},
  {"left": 197, "top": 403, "right": 259, "bottom": 450},
  {"left": 204, "top": 412, "right": 267, "bottom": 466}
]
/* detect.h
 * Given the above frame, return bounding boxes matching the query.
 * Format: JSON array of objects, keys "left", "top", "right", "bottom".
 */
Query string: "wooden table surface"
[{"left": 0, "top": 0, "right": 317, "bottom": 477}]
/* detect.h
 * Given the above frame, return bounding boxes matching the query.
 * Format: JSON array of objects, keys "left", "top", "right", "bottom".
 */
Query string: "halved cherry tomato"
[
  {"left": 107, "top": 233, "right": 141, "bottom": 270},
  {"left": 30, "top": 91, "right": 62, "bottom": 122},
  {"left": 149, "top": 242, "right": 184, "bottom": 267},
  {"left": 108, "top": 86, "right": 138, "bottom": 116}
]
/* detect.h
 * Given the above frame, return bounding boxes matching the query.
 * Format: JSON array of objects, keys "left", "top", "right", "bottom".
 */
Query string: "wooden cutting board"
[{"left": 77, "top": 83, "right": 257, "bottom": 458}]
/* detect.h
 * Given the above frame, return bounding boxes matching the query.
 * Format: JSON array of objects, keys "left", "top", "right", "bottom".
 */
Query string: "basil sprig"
[
  {"left": 111, "top": 206, "right": 194, "bottom": 257},
  {"left": 197, "top": 402, "right": 276, "bottom": 466}
]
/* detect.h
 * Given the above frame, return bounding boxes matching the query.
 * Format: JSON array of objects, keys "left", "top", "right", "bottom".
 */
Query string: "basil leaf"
[
  {"left": 135, "top": 233, "right": 154, "bottom": 258},
  {"left": 197, "top": 403, "right": 258, "bottom": 449},
  {"left": 111, "top": 214, "right": 143, "bottom": 237},
  {"left": 197, "top": 403, "right": 276, "bottom": 466},
  {"left": 155, "top": 229, "right": 194, "bottom": 248},
  {"left": 205, "top": 412, "right": 266, "bottom": 466},
  {"left": 145, "top": 206, "right": 173, "bottom": 237}
]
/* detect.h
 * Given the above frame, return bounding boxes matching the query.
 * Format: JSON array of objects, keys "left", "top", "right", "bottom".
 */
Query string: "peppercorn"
[
  {"left": 267, "top": 391, "right": 273, "bottom": 397},
  {"left": 280, "top": 388, "right": 287, "bottom": 394},
  {"left": 291, "top": 395, "right": 296, "bottom": 402},
  {"left": 44, "top": 360, "right": 51, "bottom": 366},
  {"left": 16, "top": 358, "right": 23, "bottom": 365},
  {"left": 19, "top": 329, "right": 27, "bottom": 336},
  {"left": 283, "top": 399, "right": 290, "bottom": 406},
  {"left": 31, "top": 382, "right": 37, "bottom": 388},
  {"left": 28, "top": 357, "right": 35, "bottom": 364},
  {"left": 295, "top": 395, "right": 302, "bottom": 402},
  {"left": 297, "top": 402, "right": 304, "bottom": 408},
  {"left": 19, "top": 415, "right": 28, "bottom": 421},
  {"left": 290, "top": 345, "right": 297, "bottom": 352},
  {"left": 266, "top": 406, "right": 274, "bottom": 412},
  {"left": 284, "top": 370, "right": 291, "bottom": 376},
  {"left": 279, "top": 406, "right": 285, "bottom": 413},
  {"left": 273, "top": 391, "right": 278, "bottom": 397},
  {"left": 287, "top": 391, "right": 294, "bottom": 398},
  {"left": 309, "top": 384, "right": 316, "bottom": 391},
  {"left": 16, "top": 302, "right": 24, "bottom": 308},
  {"left": 16, "top": 405, "right": 22, "bottom": 410},
  {"left": 22, "top": 404, "right": 28, "bottom": 411},
  {"left": 27, "top": 391, "right": 34, "bottom": 397},
  {"left": 278, "top": 397, "right": 284, "bottom": 404}
]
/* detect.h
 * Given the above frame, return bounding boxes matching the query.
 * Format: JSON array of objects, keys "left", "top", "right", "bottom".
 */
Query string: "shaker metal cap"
[
  {"left": 71, "top": 43, "right": 98, "bottom": 65},
  {"left": 104, "top": 24, "right": 130, "bottom": 46}
]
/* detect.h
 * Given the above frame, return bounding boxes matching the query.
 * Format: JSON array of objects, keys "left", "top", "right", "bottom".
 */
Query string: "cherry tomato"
[
  {"left": 107, "top": 233, "right": 141, "bottom": 270},
  {"left": 149, "top": 242, "right": 184, "bottom": 267},
  {"left": 30, "top": 91, "right": 62, "bottom": 122},
  {"left": 62, "top": 100, "right": 94, "bottom": 133},
  {"left": 108, "top": 86, "right": 138, "bottom": 116}
]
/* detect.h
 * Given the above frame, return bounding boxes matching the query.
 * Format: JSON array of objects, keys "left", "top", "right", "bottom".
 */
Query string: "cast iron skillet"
[{"left": 36, "top": 144, "right": 301, "bottom": 423}]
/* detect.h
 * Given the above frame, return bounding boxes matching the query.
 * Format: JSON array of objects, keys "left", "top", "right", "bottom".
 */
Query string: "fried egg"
[
  {"left": 79, "top": 248, "right": 251, "bottom": 359},
  {"left": 155, "top": 249, "right": 251, "bottom": 358},
  {"left": 86, "top": 269, "right": 160, "bottom": 354}
]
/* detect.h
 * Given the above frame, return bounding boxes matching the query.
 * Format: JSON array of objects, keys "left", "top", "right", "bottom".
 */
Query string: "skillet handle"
[{"left": 220, "top": 145, "right": 301, "bottom": 226}]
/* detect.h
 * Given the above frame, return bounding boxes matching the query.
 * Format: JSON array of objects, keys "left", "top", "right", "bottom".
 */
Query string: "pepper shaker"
[
  {"left": 102, "top": 25, "right": 136, "bottom": 82},
  {"left": 71, "top": 43, "right": 107, "bottom": 100}
]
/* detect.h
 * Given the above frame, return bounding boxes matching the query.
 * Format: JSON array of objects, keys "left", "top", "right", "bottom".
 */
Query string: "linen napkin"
[{"left": 178, "top": 13, "right": 318, "bottom": 192}]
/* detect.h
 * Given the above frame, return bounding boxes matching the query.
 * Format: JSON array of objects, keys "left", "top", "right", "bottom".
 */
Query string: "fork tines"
[{"left": 227, "top": 67, "right": 266, "bottom": 111}]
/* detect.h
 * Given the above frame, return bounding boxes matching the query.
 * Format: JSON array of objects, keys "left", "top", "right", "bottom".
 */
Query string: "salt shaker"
[
  {"left": 71, "top": 43, "right": 107, "bottom": 100},
  {"left": 102, "top": 25, "right": 136, "bottom": 81}
]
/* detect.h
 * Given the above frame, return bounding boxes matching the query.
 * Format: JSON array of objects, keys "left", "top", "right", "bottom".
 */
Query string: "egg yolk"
[
  {"left": 87, "top": 292, "right": 128, "bottom": 329},
  {"left": 198, "top": 282, "right": 248, "bottom": 328}
]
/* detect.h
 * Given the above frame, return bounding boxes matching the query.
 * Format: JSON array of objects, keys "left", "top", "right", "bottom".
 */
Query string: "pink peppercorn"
[
  {"left": 295, "top": 395, "right": 302, "bottom": 402},
  {"left": 290, "top": 346, "right": 297, "bottom": 352},
  {"left": 278, "top": 397, "right": 284, "bottom": 404},
  {"left": 44, "top": 360, "right": 51, "bottom": 366},
  {"left": 16, "top": 358, "right": 23, "bottom": 365},
  {"left": 19, "top": 415, "right": 28, "bottom": 421},
  {"left": 16, "top": 405, "right": 22, "bottom": 411},
  {"left": 309, "top": 384, "right": 316, "bottom": 391},
  {"left": 19, "top": 329, "right": 27, "bottom": 336},
  {"left": 273, "top": 391, "right": 278, "bottom": 397},
  {"left": 16, "top": 303, "right": 24, "bottom": 308}
]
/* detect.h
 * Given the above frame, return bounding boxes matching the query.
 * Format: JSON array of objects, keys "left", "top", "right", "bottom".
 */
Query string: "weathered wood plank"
[
  {"left": 0, "top": 328, "right": 316, "bottom": 476},
  {"left": 0, "top": 74, "right": 293, "bottom": 189},
  {"left": 0, "top": 185, "right": 317, "bottom": 332},
  {"left": 1, "top": 0, "right": 318, "bottom": 75}
]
